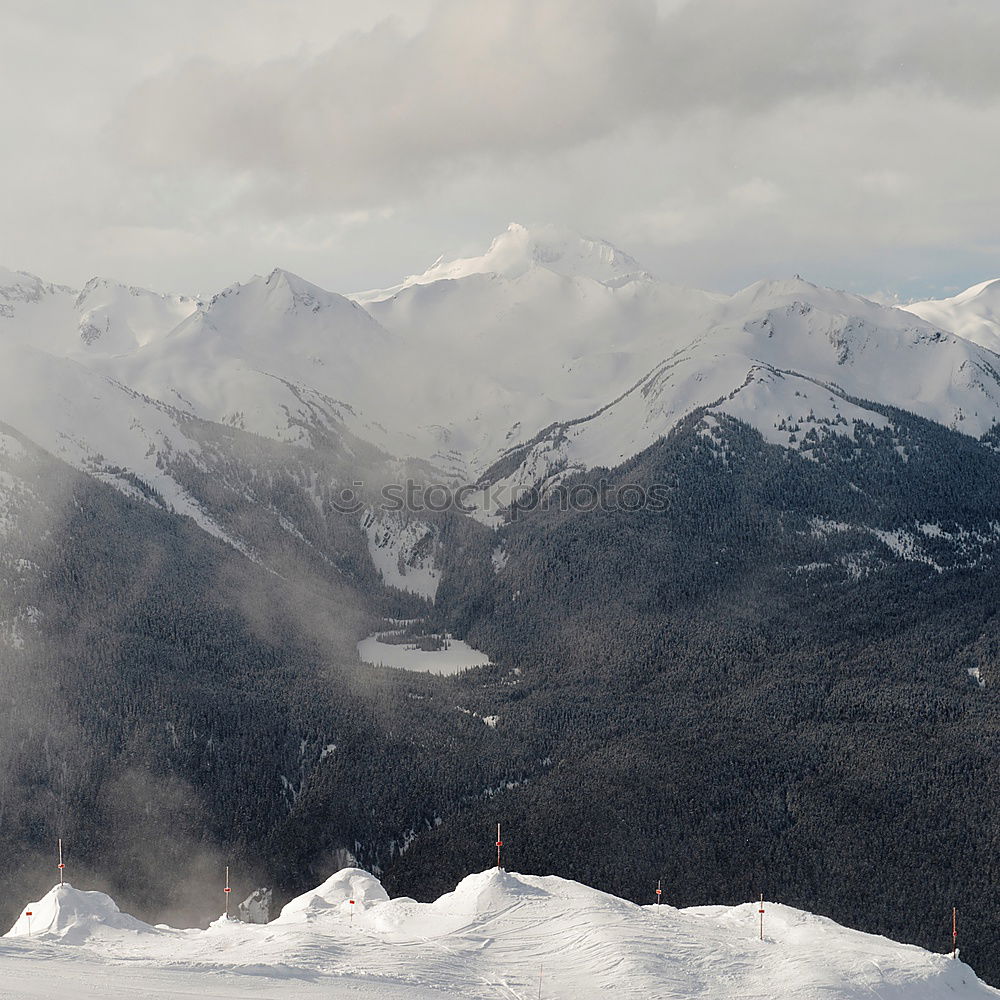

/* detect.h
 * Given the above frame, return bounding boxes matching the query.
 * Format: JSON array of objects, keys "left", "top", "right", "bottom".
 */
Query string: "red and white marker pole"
[
  {"left": 953, "top": 907, "right": 958, "bottom": 959},
  {"left": 496, "top": 823, "right": 504, "bottom": 871},
  {"left": 25, "top": 911, "right": 32, "bottom": 937},
  {"left": 759, "top": 894, "right": 765, "bottom": 941},
  {"left": 655, "top": 879, "right": 662, "bottom": 905},
  {"left": 224, "top": 866, "right": 231, "bottom": 918},
  {"left": 57, "top": 839, "right": 65, "bottom": 886},
  {"left": 349, "top": 899, "right": 355, "bottom": 925}
]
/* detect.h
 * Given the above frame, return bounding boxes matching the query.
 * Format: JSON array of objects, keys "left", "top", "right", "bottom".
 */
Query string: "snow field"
[{"left": 3, "top": 868, "right": 995, "bottom": 999}]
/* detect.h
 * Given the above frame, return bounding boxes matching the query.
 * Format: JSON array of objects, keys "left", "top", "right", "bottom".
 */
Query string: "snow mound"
[
  {"left": 0, "top": 869, "right": 994, "bottom": 998},
  {"left": 5, "top": 883, "right": 156, "bottom": 944},
  {"left": 430, "top": 867, "right": 552, "bottom": 917},
  {"left": 274, "top": 868, "right": 389, "bottom": 922}
]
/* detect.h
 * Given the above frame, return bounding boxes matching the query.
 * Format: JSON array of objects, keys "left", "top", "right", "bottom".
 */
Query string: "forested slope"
[
  {"left": 394, "top": 407, "right": 1000, "bottom": 981},
  {"left": 6, "top": 400, "right": 1000, "bottom": 982},
  {"left": 0, "top": 426, "right": 523, "bottom": 928}
]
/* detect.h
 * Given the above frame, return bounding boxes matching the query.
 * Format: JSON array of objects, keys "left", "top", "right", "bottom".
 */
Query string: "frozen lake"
[{"left": 357, "top": 631, "right": 491, "bottom": 675}]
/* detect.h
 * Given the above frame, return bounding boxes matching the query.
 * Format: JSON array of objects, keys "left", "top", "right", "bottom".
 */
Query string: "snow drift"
[
  {"left": 3, "top": 867, "right": 994, "bottom": 999},
  {"left": 5, "top": 883, "right": 156, "bottom": 944},
  {"left": 273, "top": 867, "right": 389, "bottom": 923}
]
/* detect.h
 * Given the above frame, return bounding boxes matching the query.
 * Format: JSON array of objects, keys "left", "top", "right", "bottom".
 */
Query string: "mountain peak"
[
  {"left": 475, "top": 223, "right": 649, "bottom": 284},
  {"left": 206, "top": 268, "right": 354, "bottom": 318},
  {"left": 264, "top": 266, "right": 310, "bottom": 289},
  {"left": 0, "top": 265, "right": 41, "bottom": 289},
  {"left": 0, "top": 266, "right": 75, "bottom": 301},
  {"left": 734, "top": 276, "right": 822, "bottom": 303},
  {"left": 75, "top": 276, "right": 197, "bottom": 309},
  {"left": 951, "top": 277, "right": 1000, "bottom": 304},
  {"left": 354, "top": 224, "right": 653, "bottom": 304}
]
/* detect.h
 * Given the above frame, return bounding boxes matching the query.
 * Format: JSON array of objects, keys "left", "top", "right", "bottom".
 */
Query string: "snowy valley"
[{"left": 11, "top": 1, "right": 1000, "bottom": 996}]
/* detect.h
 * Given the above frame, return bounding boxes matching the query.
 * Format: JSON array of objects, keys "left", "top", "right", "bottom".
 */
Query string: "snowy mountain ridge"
[
  {"left": 2, "top": 866, "right": 991, "bottom": 999},
  {"left": 4, "top": 228, "right": 1000, "bottom": 589},
  {"left": 905, "top": 279, "right": 1000, "bottom": 354},
  {"left": 469, "top": 275, "right": 1000, "bottom": 510},
  {"left": 1, "top": 266, "right": 197, "bottom": 356}
]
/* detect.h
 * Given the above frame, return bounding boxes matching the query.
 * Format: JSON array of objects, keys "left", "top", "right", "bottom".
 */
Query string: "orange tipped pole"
[{"left": 496, "top": 823, "right": 504, "bottom": 870}]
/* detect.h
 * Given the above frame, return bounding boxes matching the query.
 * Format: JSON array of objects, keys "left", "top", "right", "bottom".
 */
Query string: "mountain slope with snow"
[
  {"left": 352, "top": 233, "right": 1000, "bottom": 493},
  {"left": 0, "top": 343, "right": 234, "bottom": 539},
  {"left": 2, "top": 867, "right": 991, "bottom": 1000},
  {"left": 904, "top": 279, "right": 1000, "bottom": 354},
  {"left": 0, "top": 266, "right": 196, "bottom": 357},
  {"left": 7, "top": 233, "right": 1000, "bottom": 527},
  {"left": 6, "top": 232, "right": 1000, "bottom": 592},
  {"left": 72, "top": 277, "right": 198, "bottom": 355},
  {"left": 354, "top": 225, "right": 723, "bottom": 475},
  {"left": 472, "top": 276, "right": 1000, "bottom": 502},
  {"left": 103, "top": 268, "right": 400, "bottom": 447}
]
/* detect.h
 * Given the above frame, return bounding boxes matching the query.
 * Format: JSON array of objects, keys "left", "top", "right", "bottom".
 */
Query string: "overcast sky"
[{"left": 4, "top": 0, "right": 1000, "bottom": 300}]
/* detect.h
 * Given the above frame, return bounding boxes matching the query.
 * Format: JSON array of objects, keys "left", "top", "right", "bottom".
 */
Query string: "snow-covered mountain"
[
  {"left": 355, "top": 233, "right": 1000, "bottom": 495},
  {"left": 3, "top": 867, "right": 991, "bottom": 999},
  {"left": 476, "top": 276, "right": 1000, "bottom": 503},
  {"left": 904, "top": 279, "right": 1000, "bottom": 354},
  {"left": 0, "top": 344, "right": 226, "bottom": 536},
  {"left": 105, "top": 267, "right": 400, "bottom": 449},
  {"left": 4, "top": 231, "right": 1000, "bottom": 580},
  {"left": 0, "top": 266, "right": 197, "bottom": 356},
  {"left": 354, "top": 224, "right": 724, "bottom": 477},
  {"left": 0, "top": 266, "right": 404, "bottom": 557},
  {"left": 353, "top": 221, "right": 656, "bottom": 294}
]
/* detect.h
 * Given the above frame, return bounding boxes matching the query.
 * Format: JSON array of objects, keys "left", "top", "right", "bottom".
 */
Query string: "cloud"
[
  {"left": 109, "top": 0, "right": 1000, "bottom": 215},
  {"left": 6, "top": 0, "right": 1000, "bottom": 297},
  {"left": 112, "top": 0, "right": 660, "bottom": 210}
]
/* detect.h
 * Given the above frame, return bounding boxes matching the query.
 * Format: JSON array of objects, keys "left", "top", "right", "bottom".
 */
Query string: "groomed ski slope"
[{"left": 2, "top": 868, "right": 993, "bottom": 999}]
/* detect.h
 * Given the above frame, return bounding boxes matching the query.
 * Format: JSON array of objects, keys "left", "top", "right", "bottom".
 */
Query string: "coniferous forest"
[{"left": 4, "top": 403, "right": 1000, "bottom": 981}]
